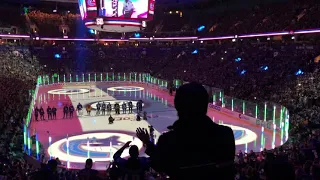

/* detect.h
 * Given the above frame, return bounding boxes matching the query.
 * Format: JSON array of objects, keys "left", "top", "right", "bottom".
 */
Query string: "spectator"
[
  {"left": 136, "top": 82, "right": 235, "bottom": 180},
  {"left": 113, "top": 141, "right": 150, "bottom": 180},
  {"left": 78, "top": 158, "right": 100, "bottom": 180},
  {"left": 32, "top": 159, "right": 59, "bottom": 180}
]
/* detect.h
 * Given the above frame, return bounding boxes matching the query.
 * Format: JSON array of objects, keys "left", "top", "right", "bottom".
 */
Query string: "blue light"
[
  {"left": 57, "top": 102, "right": 63, "bottom": 107},
  {"left": 197, "top": 25, "right": 205, "bottom": 32},
  {"left": 295, "top": 69, "right": 304, "bottom": 76},
  {"left": 89, "top": 29, "right": 95, "bottom": 34},
  {"left": 54, "top": 54, "right": 61, "bottom": 59},
  {"left": 235, "top": 57, "right": 241, "bottom": 62},
  {"left": 240, "top": 70, "right": 246, "bottom": 75},
  {"left": 192, "top": 49, "right": 198, "bottom": 54},
  {"left": 134, "top": 33, "right": 140, "bottom": 38},
  {"left": 260, "top": 66, "right": 269, "bottom": 71}
]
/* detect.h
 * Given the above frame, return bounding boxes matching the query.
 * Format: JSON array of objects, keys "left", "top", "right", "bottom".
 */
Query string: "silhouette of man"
[
  {"left": 52, "top": 106, "right": 57, "bottom": 119},
  {"left": 122, "top": 102, "right": 127, "bottom": 114},
  {"left": 113, "top": 141, "right": 150, "bottom": 180},
  {"left": 102, "top": 102, "right": 106, "bottom": 116},
  {"left": 34, "top": 107, "right": 39, "bottom": 121},
  {"left": 78, "top": 159, "right": 100, "bottom": 180},
  {"left": 63, "top": 104, "right": 69, "bottom": 119},
  {"left": 39, "top": 106, "right": 45, "bottom": 120},
  {"left": 33, "top": 159, "right": 59, "bottom": 180},
  {"left": 47, "top": 106, "right": 52, "bottom": 120},
  {"left": 107, "top": 103, "right": 112, "bottom": 115},
  {"left": 128, "top": 101, "right": 133, "bottom": 113},
  {"left": 69, "top": 104, "right": 75, "bottom": 118},
  {"left": 136, "top": 82, "right": 235, "bottom": 180}
]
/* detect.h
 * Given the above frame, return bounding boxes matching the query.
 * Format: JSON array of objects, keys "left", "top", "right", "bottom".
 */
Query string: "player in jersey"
[
  {"left": 69, "top": 104, "right": 75, "bottom": 118},
  {"left": 101, "top": 102, "right": 106, "bottom": 116},
  {"left": 122, "top": 102, "right": 127, "bottom": 114},
  {"left": 128, "top": 101, "right": 133, "bottom": 113},
  {"left": 47, "top": 106, "right": 52, "bottom": 120},
  {"left": 96, "top": 102, "right": 101, "bottom": 116},
  {"left": 107, "top": 103, "right": 112, "bottom": 115},
  {"left": 77, "top": 103, "right": 83, "bottom": 116},
  {"left": 63, "top": 105, "right": 69, "bottom": 119},
  {"left": 52, "top": 106, "right": 57, "bottom": 119}
]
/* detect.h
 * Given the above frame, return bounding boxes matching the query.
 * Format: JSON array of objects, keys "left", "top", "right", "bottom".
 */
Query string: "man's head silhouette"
[
  {"left": 129, "top": 145, "right": 139, "bottom": 159},
  {"left": 174, "top": 82, "right": 208, "bottom": 119},
  {"left": 47, "top": 159, "right": 58, "bottom": 171},
  {"left": 85, "top": 158, "right": 93, "bottom": 169}
]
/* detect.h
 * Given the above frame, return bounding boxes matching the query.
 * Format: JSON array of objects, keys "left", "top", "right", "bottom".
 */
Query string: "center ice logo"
[
  {"left": 48, "top": 88, "right": 90, "bottom": 95},
  {"left": 48, "top": 132, "right": 144, "bottom": 163},
  {"left": 65, "top": 89, "right": 82, "bottom": 93},
  {"left": 107, "top": 86, "right": 144, "bottom": 92},
  {"left": 114, "top": 87, "right": 140, "bottom": 91},
  {"left": 61, "top": 135, "right": 125, "bottom": 158}
]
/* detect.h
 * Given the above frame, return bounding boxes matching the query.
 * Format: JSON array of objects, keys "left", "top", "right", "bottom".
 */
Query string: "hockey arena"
[{"left": 28, "top": 74, "right": 286, "bottom": 170}]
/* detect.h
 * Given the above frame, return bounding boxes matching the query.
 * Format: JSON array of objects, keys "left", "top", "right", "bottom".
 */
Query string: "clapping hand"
[{"left": 136, "top": 127, "right": 150, "bottom": 144}]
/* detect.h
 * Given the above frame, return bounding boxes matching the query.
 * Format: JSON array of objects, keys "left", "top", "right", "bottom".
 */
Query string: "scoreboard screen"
[
  {"left": 78, "top": 0, "right": 155, "bottom": 20},
  {"left": 98, "top": 0, "right": 149, "bottom": 19}
]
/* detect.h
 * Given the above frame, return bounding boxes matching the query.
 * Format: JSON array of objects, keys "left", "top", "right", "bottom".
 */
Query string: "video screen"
[{"left": 98, "top": 0, "right": 149, "bottom": 19}]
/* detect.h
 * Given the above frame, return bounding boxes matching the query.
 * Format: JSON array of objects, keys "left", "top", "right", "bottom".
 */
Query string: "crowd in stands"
[
  {"left": 0, "top": 46, "right": 40, "bottom": 179},
  {"left": 24, "top": 0, "right": 320, "bottom": 38},
  {"left": 1, "top": 37, "right": 318, "bottom": 179},
  {"left": 1, "top": 1, "right": 320, "bottom": 38}
]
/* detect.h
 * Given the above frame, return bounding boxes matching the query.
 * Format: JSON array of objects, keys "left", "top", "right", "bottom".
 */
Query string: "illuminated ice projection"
[
  {"left": 48, "top": 88, "right": 90, "bottom": 95},
  {"left": 48, "top": 132, "right": 143, "bottom": 163},
  {"left": 48, "top": 124, "right": 256, "bottom": 163},
  {"left": 223, "top": 124, "right": 257, "bottom": 145},
  {"left": 107, "top": 86, "right": 144, "bottom": 92}
]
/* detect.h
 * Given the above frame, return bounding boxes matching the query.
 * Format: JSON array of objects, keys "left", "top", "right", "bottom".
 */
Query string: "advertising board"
[{"left": 208, "top": 103, "right": 221, "bottom": 111}]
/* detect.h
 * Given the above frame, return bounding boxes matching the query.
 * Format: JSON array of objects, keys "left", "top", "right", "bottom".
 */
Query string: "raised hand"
[
  {"left": 136, "top": 127, "right": 150, "bottom": 144},
  {"left": 123, "top": 141, "right": 131, "bottom": 148}
]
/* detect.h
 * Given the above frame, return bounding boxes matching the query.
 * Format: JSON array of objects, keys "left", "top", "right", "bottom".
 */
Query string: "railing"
[
  {"left": 37, "top": 72, "right": 169, "bottom": 89},
  {"left": 24, "top": 72, "right": 289, "bottom": 161}
]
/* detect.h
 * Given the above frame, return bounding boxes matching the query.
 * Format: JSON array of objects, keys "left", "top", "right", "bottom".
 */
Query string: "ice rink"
[{"left": 31, "top": 82, "right": 279, "bottom": 170}]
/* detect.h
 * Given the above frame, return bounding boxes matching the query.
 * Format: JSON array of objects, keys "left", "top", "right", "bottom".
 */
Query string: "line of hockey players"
[
  {"left": 78, "top": 100, "right": 143, "bottom": 116},
  {"left": 34, "top": 100, "right": 145, "bottom": 121},
  {"left": 34, "top": 104, "right": 75, "bottom": 121}
]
